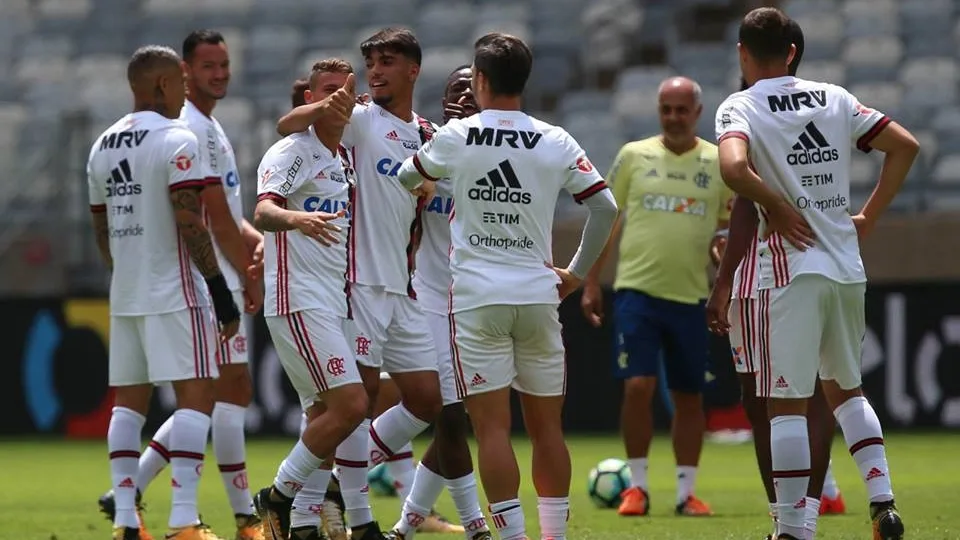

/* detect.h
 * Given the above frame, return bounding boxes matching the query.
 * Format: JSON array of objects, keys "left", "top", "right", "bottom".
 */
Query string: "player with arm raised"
[
  {"left": 395, "top": 33, "right": 618, "bottom": 540},
  {"left": 97, "top": 31, "right": 268, "bottom": 540},
  {"left": 89, "top": 45, "right": 240, "bottom": 540},
  {"left": 385, "top": 64, "right": 490, "bottom": 540},
  {"left": 249, "top": 59, "right": 370, "bottom": 540},
  {"left": 706, "top": 17, "right": 845, "bottom": 540},
  {"left": 715, "top": 8, "right": 918, "bottom": 540},
  {"left": 277, "top": 28, "right": 443, "bottom": 540}
]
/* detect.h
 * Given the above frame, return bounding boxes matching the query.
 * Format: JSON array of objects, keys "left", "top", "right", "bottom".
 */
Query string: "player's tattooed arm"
[
  {"left": 91, "top": 211, "right": 112, "bottom": 270},
  {"left": 170, "top": 187, "right": 223, "bottom": 278}
]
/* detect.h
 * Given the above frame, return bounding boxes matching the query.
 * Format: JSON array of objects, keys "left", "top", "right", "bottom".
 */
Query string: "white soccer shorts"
[
  {"left": 348, "top": 284, "right": 437, "bottom": 373},
  {"left": 109, "top": 307, "right": 219, "bottom": 386},
  {"left": 728, "top": 298, "right": 760, "bottom": 375},
  {"left": 757, "top": 274, "right": 866, "bottom": 399},
  {"left": 265, "top": 309, "right": 363, "bottom": 411},
  {"left": 450, "top": 304, "right": 566, "bottom": 398},
  {"left": 216, "top": 291, "right": 250, "bottom": 366},
  {"left": 425, "top": 311, "right": 460, "bottom": 406}
]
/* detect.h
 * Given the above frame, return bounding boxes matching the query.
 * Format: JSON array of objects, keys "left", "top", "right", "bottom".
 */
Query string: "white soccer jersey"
[
  {"left": 340, "top": 103, "right": 437, "bottom": 296},
  {"left": 411, "top": 178, "right": 454, "bottom": 315},
  {"left": 181, "top": 101, "right": 244, "bottom": 292},
  {"left": 257, "top": 126, "right": 353, "bottom": 318},
  {"left": 87, "top": 111, "right": 212, "bottom": 316},
  {"left": 731, "top": 230, "right": 759, "bottom": 300},
  {"left": 715, "top": 76, "right": 889, "bottom": 290},
  {"left": 408, "top": 110, "right": 607, "bottom": 313}
]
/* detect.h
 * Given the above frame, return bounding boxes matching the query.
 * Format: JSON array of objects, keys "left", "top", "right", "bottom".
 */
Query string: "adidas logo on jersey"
[
  {"left": 105, "top": 158, "right": 142, "bottom": 197},
  {"left": 468, "top": 159, "right": 532, "bottom": 205},
  {"left": 787, "top": 122, "right": 839, "bottom": 166}
]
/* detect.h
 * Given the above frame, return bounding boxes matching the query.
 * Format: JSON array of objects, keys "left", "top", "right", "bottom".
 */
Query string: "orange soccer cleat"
[
  {"left": 617, "top": 487, "right": 650, "bottom": 516},
  {"left": 675, "top": 495, "right": 713, "bottom": 516},
  {"left": 820, "top": 493, "right": 846, "bottom": 515}
]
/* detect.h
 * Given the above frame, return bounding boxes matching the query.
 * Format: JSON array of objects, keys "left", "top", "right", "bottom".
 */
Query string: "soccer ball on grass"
[
  {"left": 587, "top": 458, "right": 632, "bottom": 508},
  {"left": 367, "top": 462, "right": 398, "bottom": 497}
]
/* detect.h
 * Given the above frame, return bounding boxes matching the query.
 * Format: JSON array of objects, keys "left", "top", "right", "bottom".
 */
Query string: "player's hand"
[
  {"left": 553, "top": 267, "right": 582, "bottom": 301},
  {"left": 246, "top": 241, "right": 264, "bottom": 282},
  {"left": 709, "top": 235, "right": 727, "bottom": 266},
  {"left": 851, "top": 213, "right": 874, "bottom": 240},
  {"left": 243, "top": 280, "right": 263, "bottom": 314},
  {"left": 765, "top": 198, "right": 815, "bottom": 250},
  {"left": 706, "top": 279, "right": 732, "bottom": 335},
  {"left": 219, "top": 319, "right": 240, "bottom": 343},
  {"left": 319, "top": 73, "right": 356, "bottom": 128},
  {"left": 580, "top": 281, "right": 604, "bottom": 327},
  {"left": 295, "top": 210, "right": 346, "bottom": 246},
  {"left": 411, "top": 179, "right": 436, "bottom": 199},
  {"left": 444, "top": 94, "right": 479, "bottom": 122}
]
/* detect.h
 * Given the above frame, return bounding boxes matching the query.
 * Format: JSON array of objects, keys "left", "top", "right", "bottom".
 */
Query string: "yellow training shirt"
[{"left": 609, "top": 136, "right": 733, "bottom": 304}]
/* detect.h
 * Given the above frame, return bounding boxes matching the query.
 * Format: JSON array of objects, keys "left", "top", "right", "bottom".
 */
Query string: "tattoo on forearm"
[
  {"left": 170, "top": 188, "right": 222, "bottom": 278},
  {"left": 92, "top": 213, "right": 113, "bottom": 270},
  {"left": 255, "top": 202, "right": 297, "bottom": 232}
]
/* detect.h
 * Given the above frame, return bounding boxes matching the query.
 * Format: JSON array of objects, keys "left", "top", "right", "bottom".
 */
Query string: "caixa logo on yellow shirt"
[{"left": 641, "top": 193, "right": 707, "bottom": 217}]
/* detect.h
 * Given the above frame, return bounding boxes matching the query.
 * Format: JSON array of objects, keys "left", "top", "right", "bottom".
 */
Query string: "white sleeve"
[
  {"left": 256, "top": 142, "right": 310, "bottom": 204},
  {"left": 166, "top": 129, "right": 206, "bottom": 191},
  {"left": 567, "top": 188, "right": 618, "bottom": 279},
  {"left": 396, "top": 123, "right": 459, "bottom": 188},
  {"left": 844, "top": 89, "right": 891, "bottom": 153},
  {"left": 339, "top": 104, "right": 369, "bottom": 150},
  {"left": 87, "top": 141, "right": 105, "bottom": 211},
  {"left": 715, "top": 96, "right": 753, "bottom": 145},
  {"left": 559, "top": 132, "right": 607, "bottom": 203},
  {"left": 196, "top": 122, "right": 223, "bottom": 183}
]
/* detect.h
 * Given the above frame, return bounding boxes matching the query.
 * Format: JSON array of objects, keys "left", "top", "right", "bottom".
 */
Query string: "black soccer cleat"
[
  {"left": 350, "top": 521, "right": 387, "bottom": 540},
  {"left": 290, "top": 525, "right": 328, "bottom": 540},
  {"left": 871, "top": 500, "right": 905, "bottom": 540},
  {"left": 254, "top": 486, "right": 293, "bottom": 540}
]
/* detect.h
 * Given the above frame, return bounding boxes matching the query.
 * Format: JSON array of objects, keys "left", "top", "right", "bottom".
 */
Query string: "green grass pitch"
[{"left": 1, "top": 434, "right": 958, "bottom": 539}]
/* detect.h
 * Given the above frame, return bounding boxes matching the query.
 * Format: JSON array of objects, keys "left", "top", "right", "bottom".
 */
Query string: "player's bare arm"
[
  {"left": 718, "top": 136, "right": 814, "bottom": 250},
  {"left": 91, "top": 210, "right": 113, "bottom": 270},
  {"left": 276, "top": 74, "right": 357, "bottom": 136},
  {"left": 709, "top": 217, "right": 731, "bottom": 266},
  {"left": 253, "top": 197, "right": 344, "bottom": 247},
  {"left": 241, "top": 219, "right": 264, "bottom": 279},
  {"left": 853, "top": 121, "right": 919, "bottom": 239},
  {"left": 200, "top": 183, "right": 253, "bottom": 281},
  {"left": 706, "top": 196, "right": 759, "bottom": 334},
  {"left": 171, "top": 185, "right": 241, "bottom": 339}
]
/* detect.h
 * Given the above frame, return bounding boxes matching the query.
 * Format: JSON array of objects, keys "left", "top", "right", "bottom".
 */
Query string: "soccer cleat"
[
  {"left": 469, "top": 532, "right": 494, "bottom": 540},
  {"left": 350, "top": 521, "right": 387, "bottom": 540},
  {"left": 163, "top": 524, "right": 226, "bottom": 540},
  {"left": 675, "top": 495, "right": 713, "bottom": 516},
  {"left": 114, "top": 527, "right": 141, "bottom": 540},
  {"left": 870, "top": 501, "right": 904, "bottom": 540},
  {"left": 417, "top": 510, "right": 465, "bottom": 534},
  {"left": 383, "top": 531, "right": 404, "bottom": 540},
  {"left": 234, "top": 514, "right": 265, "bottom": 540},
  {"left": 100, "top": 489, "right": 152, "bottom": 540},
  {"left": 321, "top": 475, "right": 348, "bottom": 540},
  {"left": 820, "top": 493, "right": 846, "bottom": 515},
  {"left": 617, "top": 486, "right": 650, "bottom": 516},
  {"left": 253, "top": 487, "right": 292, "bottom": 540},
  {"left": 290, "top": 525, "right": 329, "bottom": 540}
]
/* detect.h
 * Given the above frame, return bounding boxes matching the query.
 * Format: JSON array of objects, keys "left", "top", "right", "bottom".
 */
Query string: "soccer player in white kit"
[
  {"left": 277, "top": 28, "right": 443, "bottom": 540},
  {"left": 88, "top": 45, "right": 240, "bottom": 540},
  {"left": 251, "top": 59, "right": 369, "bottom": 540},
  {"left": 98, "top": 31, "right": 268, "bottom": 540},
  {"left": 715, "top": 8, "right": 918, "bottom": 540},
  {"left": 395, "top": 33, "right": 619, "bottom": 540}
]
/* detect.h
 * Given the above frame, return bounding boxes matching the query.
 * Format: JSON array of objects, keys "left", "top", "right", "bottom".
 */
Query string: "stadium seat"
[
  {"left": 356, "top": 0, "right": 418, "bottom": 27},
  {"left": 843, "top": 2, "right": 900, "bottom": 40},
  {"left": 417, "top": 3, "right": 477, "bottom": 48},
  {"left": 797, "top": 60, "right": 846, "bottom": 86},
  {"left": 559, "top": 91, "right": 614, "bottom": 117},
  {"left": 931, "top": 154, "right": 960, "bottom": 185},
  {"left": 477, "top": 3, "right": 530, "bottom": 25},
  {"left": 472, "top": 21, "right": 532, "bottom": 47},
  {"left": 843, "top": 37, "right": 902, "bottom": 83},
  {"left": 779, "top": 0, "right": 837, "bottom": 18},
  {"left": 792, "top": 15, "right": 842, "bottom": 61},
  {"left": 847, "top": 82, "right": 903, "bottom": 117}
]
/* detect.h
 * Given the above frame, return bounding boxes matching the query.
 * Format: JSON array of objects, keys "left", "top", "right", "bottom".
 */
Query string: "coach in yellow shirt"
[{"left": 582, "top": 76, "right": 732, "bottom": 519}]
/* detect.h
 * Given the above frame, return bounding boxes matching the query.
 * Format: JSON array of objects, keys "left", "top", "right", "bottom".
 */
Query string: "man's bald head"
[
  {"left": 658, "top": 76, "right": 702, "bottom": 107},
  {"left": 127, "top": 45, "right": 187, "bottom": 118}
]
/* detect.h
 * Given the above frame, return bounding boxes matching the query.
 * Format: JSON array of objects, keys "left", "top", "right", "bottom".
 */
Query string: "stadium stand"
[{"left": 0, "top": 0, "right": 954, "bottom": 292}]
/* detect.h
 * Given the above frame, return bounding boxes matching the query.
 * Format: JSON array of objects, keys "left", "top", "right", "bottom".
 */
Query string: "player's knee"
[
  {"left": 622, "top": 376, "right": 657, "bottom": 402},
  {"left": 172, "top": 378, "right": 216, "bottom": 414},
  {"left": 215, "top": 366, "right": 253, "bottom": 406},
  {"left": 436, "top": 402, "right": 469, "bottom": 441},
  {"left": 328, "top": 384, "right": 370, "bottom": 432},
  {"left": 403, "top": 390, "right": 442, "bottom": 423},
  {"left": 671, "top": 390, "right": 703, "bottom": 415}
]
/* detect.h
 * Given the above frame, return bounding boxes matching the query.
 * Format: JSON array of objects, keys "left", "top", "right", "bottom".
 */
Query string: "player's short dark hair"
[
  {"left": 291, "top": 78, "right": 309, "bottom": 108},
  {"left": 127, "top": 45, "right": 181, "bottom": 83},
  {"left": 738, "top": 7, "right": 793, "bottom": 64},
  {"left": 308, "top": 58, "right": 354, "bottom": 91},
  {"left": 473, "top": 33, "right": 532, "bottom": 97},
  {"left": 786, "top": 18, "right": 804, "bottom": 76},
  {"left": 182, "top": 29, "right": 225, "bottom": 62},
  {"left": 360, "top": 27, "right": 421, "bottom": 65}
]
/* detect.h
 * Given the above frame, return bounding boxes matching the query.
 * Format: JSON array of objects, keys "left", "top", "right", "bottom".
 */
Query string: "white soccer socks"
[
  {"left": 212, "top": 402, "right": 254, "bottom": 516},
  {"left": 770, "top": 415, "right": 810, "bottom": 540},
  {"left": 108, "top": 407, "right": 146, "bottom": 530},
  {"left": 834, "top": 396, "right": 894, "bottom": 503}
]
